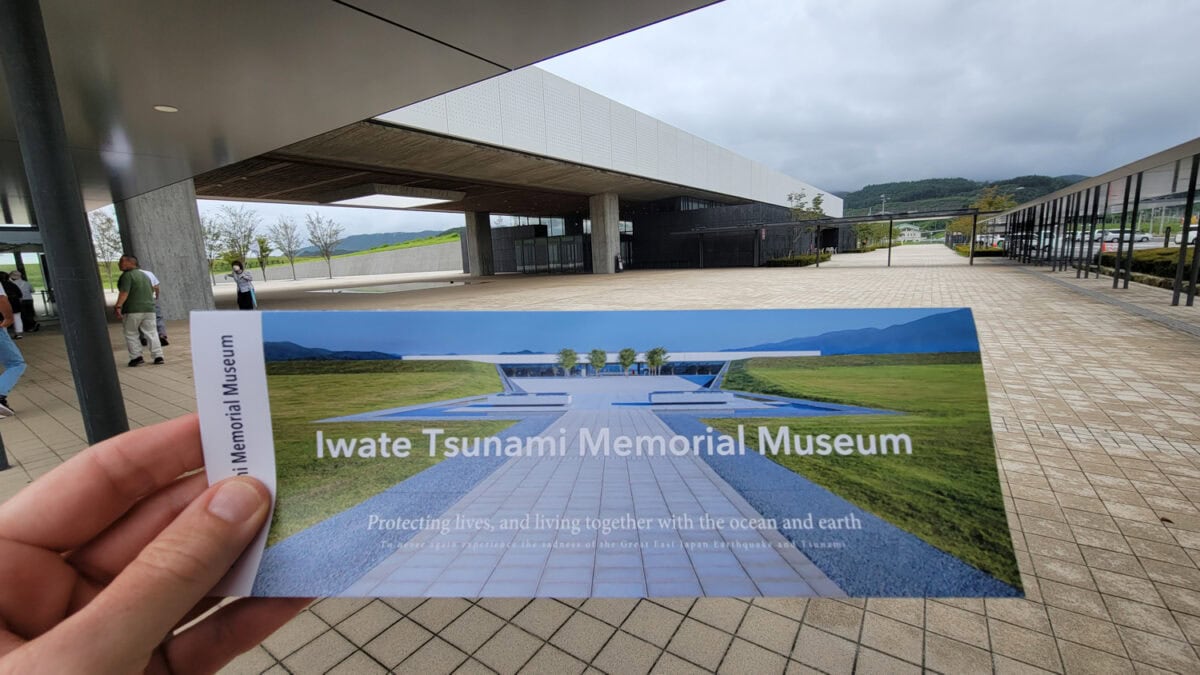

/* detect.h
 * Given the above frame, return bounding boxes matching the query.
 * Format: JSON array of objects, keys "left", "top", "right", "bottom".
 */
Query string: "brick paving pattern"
[
  {"left": 3, "top": 244, "right": 1200, "bottom": 673},
  {"left": 345, "top": 384, "right": 840, "bottom": 598}
]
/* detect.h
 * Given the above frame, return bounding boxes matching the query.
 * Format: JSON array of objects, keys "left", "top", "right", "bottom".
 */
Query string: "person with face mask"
[{"left": 224, "top": 261, "right": 256, "bottom": 310}]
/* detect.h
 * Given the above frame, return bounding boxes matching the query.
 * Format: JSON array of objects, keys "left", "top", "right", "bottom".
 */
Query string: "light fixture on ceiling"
[
  {"left": 153, "top": 104, "right": 179, "bottom": 113},
  {"left": 321, "top": 184, "right": 465, "bottom": 209}
]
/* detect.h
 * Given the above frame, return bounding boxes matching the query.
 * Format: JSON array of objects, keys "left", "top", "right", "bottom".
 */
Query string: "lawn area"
[
  {"left": 710, "top": 352, "right": 1019, "bottom": 588},
  {"left": 265, "top": 359, "right": 511, "bottom": 545},
  {"left": 209, "top": 231, "right": 462, "bottom": 276}
]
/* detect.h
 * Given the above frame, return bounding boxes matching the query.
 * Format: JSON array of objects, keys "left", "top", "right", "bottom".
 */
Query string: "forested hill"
[{"left": 837, "top": 175, "right": 1088, "bottom": 216}]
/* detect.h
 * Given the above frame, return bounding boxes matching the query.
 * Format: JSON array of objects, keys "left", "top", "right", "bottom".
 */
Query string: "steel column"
[
  {"left": 887, "top": 218, "right": 893, "bottom": 267},
  {"left": 1188, "top": 223, "right": 1200, "bottom": 306},
  {"left": 1122, "top": 172, "right": 1143, "bottom": 289},
  {"left": 1113, "top": 176, "right": 1132, "bottom": 288},
  {"left": 1064, "top": 195, "right": 1077, "bottom": 269},
  {"left": 969, "top": 213, "right": 977, "bottom": 265},
  {"left": 1172, "top": 155, "right": 1199, "bottom": 305},
  {"left": 1076, "top": 188, "right": 1089, "bottom": 278},
  {"left": 0, "top": 0, "right": 129, "bottom": 442},
  {"left": 1067, "top": 190, "right": 1083, "bottom": 275},
  {"left": 1038, "top": 203, "right": 1048, "bottom": 265},
  {"left": 1051, "top": 199, "right": 1061, "bottom": 268}
]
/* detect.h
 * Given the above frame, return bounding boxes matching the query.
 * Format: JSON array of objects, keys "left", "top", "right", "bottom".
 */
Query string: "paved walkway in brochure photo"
[{"left": 4, "top": 244, "right": 1200, "bottom": 673}]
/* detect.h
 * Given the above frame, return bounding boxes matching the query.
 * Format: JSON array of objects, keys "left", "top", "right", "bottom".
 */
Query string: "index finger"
[{"left": 0, "top": 414, "right": 204, "bottom": 551}]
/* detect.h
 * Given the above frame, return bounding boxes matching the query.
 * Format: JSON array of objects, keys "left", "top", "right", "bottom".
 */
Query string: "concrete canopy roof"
[
  {"left": 0, "top": 0, "right": 717, "bottom": 224},
  {"left": 193, "top": 120, "right": 757, "bottom": 217}
]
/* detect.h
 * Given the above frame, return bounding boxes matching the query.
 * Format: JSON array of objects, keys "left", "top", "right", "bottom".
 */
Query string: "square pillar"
[
  {"left": 113, "top": 178, "right": 214, "bottom": 319},
  {"left": 464, "top": 211, "right": 494, "bottom": 276},
  {"left": 589, "top": 192, "right": 620, "bottom": 274}
]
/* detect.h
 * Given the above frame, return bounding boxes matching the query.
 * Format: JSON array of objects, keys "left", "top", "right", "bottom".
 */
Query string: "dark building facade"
[{"left": 468, "top": 198, "right": 857, "bottom": 274}]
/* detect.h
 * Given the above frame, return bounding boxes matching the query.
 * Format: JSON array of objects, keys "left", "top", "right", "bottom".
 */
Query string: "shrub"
[
  {"left": 953, "top": 245, "right": 1006, "bottom": 258},
  {"left": 1095, "top": 247, "right": 1196, "bottom": 278},
  {"left": 764, "top": 253, "right": 832, "bottom": 267}
]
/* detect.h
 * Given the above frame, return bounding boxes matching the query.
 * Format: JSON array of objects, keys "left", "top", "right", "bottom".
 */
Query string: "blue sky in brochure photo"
[{"left": 263, "top": 308, "right": 961, "bottom": 356}]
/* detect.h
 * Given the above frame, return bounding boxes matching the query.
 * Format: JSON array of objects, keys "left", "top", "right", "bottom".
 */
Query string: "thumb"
[{"left": 42, "top": 477, "right": 270, "bottom": 673}]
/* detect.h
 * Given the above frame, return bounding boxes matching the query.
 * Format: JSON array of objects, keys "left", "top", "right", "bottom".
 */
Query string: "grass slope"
[
  {"left": 209, "top": 231, "right": 461, "bottom": 276},
  {"left": 710, "top": 353, "right": 1019, "bottom": 588},
  {"left": 266, "top": 359, "right": 510, "bottom": 544}
]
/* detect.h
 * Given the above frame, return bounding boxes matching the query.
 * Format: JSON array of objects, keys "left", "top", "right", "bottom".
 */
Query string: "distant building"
[{"left": 897, "top": 224, "right": 922, "bottom": 243}]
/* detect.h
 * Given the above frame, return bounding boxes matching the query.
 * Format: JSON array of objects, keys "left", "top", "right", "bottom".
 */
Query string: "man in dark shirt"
[{"left": 114, "top": 255, "right": 164, "bottom": 366}]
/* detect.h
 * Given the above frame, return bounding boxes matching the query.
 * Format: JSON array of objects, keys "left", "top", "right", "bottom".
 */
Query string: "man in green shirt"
[{"left": 115, "top": 255, "right": 164, "bottom": 366}]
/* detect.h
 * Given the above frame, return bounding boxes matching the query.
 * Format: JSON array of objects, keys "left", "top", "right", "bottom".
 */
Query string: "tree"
[
  {"left": 787, "top": 190, "right": 827, "bottom": 257},
  {"left": 218, "top": 204, "right": 260, "bottom": 264},
  {"left": 948, "top": 186, "right": 1017, "bottom": 241},
  {"left": 89, "top": 211, "right": 122, "bottom": 290},
  {"left": 618, "top": 347, "right": 637, "bottom": 375},
  {"left": 268, "top": 216, "right": 305, "bottom": 281},
  {"left": 854, "top": 221, "right": 890, "bottom": 248},
  {"left": 788, "top": 190, "right": 826, "bottom": 221},
  {"left": 588, "top": 349, "right": 607, "bottom": 376},
  {"left": 557, "top": 348, "right": 578, "bottom": 377},
  {"left": 254, "top": 235, "right": 271, "bottom": 281},
  {"left": 201, "top": 215, "right": 224, "bottom": 286},
  {"left": 305, "top": 212, "right": 344, "bottom": 279},
  {"left": 645, "top": 346, "right": 669, "bottom": 375}
]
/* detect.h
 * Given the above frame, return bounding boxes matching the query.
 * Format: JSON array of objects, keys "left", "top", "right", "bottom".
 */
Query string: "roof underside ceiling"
[
  {"left": 193, "top": 121, "right": 753, "bottom": 217},
  {"left": 0, "top": 0, "right": 716, "bottom": 223}
]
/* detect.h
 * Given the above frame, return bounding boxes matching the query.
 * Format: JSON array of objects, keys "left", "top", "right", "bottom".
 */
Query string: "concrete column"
[
  {"left": 464, "top": 211, "right": 494, "bottom": 276},
  {"left": 589, "top": 192, "right": 620, "bottom": 274},
  {"left": 113, "top": 178, "right": 213, "bottom": 320}
]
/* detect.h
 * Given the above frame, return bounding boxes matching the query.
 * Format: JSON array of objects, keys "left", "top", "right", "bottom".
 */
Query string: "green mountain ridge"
[{"left": 837, "top": 175, "right": 1089, "bottom": 216}]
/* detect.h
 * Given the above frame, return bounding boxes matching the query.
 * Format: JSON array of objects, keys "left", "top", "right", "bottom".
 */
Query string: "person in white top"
[
  {"left": 139, "top": 269, "right": 169, "bottom": 346},
  {"left": 7, "top": 271, "right": 38, "bottom": 334},
  {"left": 225, "top": 262, "right": 256, "bottom": 310}
]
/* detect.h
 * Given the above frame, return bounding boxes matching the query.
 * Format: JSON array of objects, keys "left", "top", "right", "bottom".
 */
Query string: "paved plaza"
[{"left": 3, "top": 245, "right": 1200, "bottom": 673}]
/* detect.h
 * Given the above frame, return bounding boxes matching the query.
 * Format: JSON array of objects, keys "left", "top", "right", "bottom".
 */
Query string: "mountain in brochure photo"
[
  {"left": 734, "top": 309, "right": 978, "bottom": 355},
  {"left": 263, "top": 341, "right": 402, "bottom": 362}
]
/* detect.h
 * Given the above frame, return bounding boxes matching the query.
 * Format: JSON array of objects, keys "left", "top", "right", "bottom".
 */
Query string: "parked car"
[
  {"left": 1118, "top": 231, "right": 1150, "bottom": 242},
  {"left": 1094, "top": 230, "right": 1121, "bottom": 242},
  {"left": 1176, "top": 229, "right": 1200, "bottom": 245}
]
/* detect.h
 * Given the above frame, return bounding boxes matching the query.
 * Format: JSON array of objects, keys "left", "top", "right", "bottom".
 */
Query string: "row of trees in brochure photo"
[
  {"left": 88, "top": 204, "right": 346, "bottom": 289},
  {"left": 556, "top": 347, "right": 669, "bottom": 376}
]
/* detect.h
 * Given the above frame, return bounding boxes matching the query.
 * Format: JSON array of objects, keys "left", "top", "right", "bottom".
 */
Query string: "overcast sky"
[
  {"left": 204, "top": 0, "right": 1200, "bottom": 236},
  {"left": 542, "top": 0, "right": 1200, "bottom": 193}
]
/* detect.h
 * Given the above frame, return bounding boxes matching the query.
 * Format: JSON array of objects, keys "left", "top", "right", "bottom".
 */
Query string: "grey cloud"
[{"left": 542, "top": 0, "right": 1200, "bottom": 192}]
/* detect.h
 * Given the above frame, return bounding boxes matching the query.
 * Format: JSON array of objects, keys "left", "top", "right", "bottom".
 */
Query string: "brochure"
[{"left": 192, "top": 308, "right": 1021, "bottom": 598}]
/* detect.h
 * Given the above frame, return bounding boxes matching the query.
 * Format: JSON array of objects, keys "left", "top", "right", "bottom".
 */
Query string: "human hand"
[{"left": 0, "top": 414, "right": 310, "bottom": 674}]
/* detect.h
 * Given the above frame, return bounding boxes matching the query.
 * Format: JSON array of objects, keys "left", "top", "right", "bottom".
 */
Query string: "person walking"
[
  {"left": 0, "top": 273, "right": 24, "bottom": 340},
  {"left": 114, "top": 255, "right": 164, "bottom": 367},
  {"left": 0, "top": 293, "right": 26, "bottom": 416},
  {"left": 7, "top": 271, "right": 38, "bottom": 333},
  {"left": 139, "top": 267, "right": 169, "bottom": 346},
  {"left": 225, "top": 261, "right": 256, "bottom": 310}
]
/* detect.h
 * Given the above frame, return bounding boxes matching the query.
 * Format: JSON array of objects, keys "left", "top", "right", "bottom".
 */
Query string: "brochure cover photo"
[{"left": 192, "top": 308, "right": 1022, "bottom": 599}]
